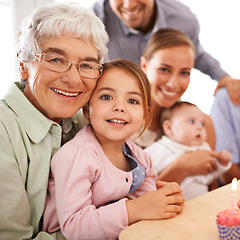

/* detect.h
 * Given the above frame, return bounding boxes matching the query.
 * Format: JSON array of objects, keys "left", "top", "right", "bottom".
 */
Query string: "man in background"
[{"left": 92, "top": 0, "right": 240, "bottom": 105}]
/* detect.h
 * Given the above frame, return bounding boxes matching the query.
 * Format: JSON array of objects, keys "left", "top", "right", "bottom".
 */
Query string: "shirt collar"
[{"left": 3, "top": 82, "right": 61, "bottom": 144}]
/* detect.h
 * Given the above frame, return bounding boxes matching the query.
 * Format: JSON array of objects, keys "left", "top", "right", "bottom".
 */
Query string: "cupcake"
[
  {"left": 216, "top": 209, "right": 240, "bottom": 239},
  {"left": 237, "top": 200, "right": 240, "bottom": 209}
]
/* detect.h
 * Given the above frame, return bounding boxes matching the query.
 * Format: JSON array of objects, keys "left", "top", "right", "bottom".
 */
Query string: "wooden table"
[{"left": 119, "top": 181, "right": 240, "bottom": 240}]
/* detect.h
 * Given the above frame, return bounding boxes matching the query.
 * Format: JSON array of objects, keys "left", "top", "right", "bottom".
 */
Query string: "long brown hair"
[{"left": 143, "top": 28, "right": 196, "bottom": 61}]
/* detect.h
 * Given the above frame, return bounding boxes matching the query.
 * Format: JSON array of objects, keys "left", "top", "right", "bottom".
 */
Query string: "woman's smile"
[{"left": 51, "top": 87, "right": 81, "bottom": 97}]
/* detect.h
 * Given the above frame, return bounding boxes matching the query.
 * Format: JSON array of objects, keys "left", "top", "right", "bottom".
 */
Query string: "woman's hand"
[
  {"left": 157, "top": 150, "right": 218, "bottom": 184},
  {"left": 181, "top": 150, "right": 218, "bottom": 175},
  {"left": 214, "top": 75, "right": 240, "bottom": 106},
  {"left": 126, "top": 181, "right": 184, "bottom": 224}
]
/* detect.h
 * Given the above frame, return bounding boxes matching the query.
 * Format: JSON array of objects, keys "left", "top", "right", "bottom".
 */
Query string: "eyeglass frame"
[{"left": 33, "top": 53, "right": 103, "bottom": 79}]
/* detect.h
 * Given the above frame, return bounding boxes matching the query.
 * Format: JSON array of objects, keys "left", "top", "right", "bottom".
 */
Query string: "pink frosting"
[
  {"left": 237, "top": 200, "right": 240, "bottom": 209},
  {"left": 217, "top": 209, "right": 240, "bottom": 226}
]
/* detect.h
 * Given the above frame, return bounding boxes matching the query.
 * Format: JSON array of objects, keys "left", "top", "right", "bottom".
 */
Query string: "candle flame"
[{"left": 232, "top": 178, "right": 237, "bottom": 191}]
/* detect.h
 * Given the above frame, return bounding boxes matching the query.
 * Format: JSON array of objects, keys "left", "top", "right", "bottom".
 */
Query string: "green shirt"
[{"left": 0, "top": 82, "right": 86, "bottom": 240}]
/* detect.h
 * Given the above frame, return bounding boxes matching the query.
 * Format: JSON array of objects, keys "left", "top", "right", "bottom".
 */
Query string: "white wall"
[
  {"left": 1, "top": 0, "right": 239, "bottom": 114},
  {"left": 179, "top": 0, "right": 240, "bottom": 114}
]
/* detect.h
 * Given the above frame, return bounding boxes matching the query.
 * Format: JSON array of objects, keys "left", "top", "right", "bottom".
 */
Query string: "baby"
[{"left": 145, "top": 101, "right": 232, "bottom": 201}]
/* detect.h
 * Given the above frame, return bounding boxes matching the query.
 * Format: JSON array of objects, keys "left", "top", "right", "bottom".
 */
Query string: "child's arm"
[
  {"left": 126, "top": 181, "right": 184, "bottom": 224},
  {"left": 45, "top": 144, "right": 129, "bottom": 240}
]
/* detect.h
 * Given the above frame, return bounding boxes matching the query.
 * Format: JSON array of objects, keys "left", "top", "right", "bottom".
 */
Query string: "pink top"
[{"left": 43, "top": 124, "right": 157, "bottom": 240}]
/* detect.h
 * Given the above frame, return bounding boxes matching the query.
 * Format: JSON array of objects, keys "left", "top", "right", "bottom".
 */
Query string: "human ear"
[
  {"left": 18, "top": 61, "right": 29, "bottom": 81},
  {"left": 162, "top": 120, "right": 173, "bottom": 137},
  {"left": 83, "top": 103, "right": 90, "bottom": 119},
  {"left": 140, "top": 56, "right": 148, "bottom": 73}
]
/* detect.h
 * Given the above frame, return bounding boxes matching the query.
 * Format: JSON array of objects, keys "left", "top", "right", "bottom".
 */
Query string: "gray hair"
[{"left": 16, "top": 2, "right": 109, "bottom": 64}]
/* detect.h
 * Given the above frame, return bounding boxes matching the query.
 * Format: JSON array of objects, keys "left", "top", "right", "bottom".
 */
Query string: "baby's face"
[{"left": 166, "top": 105, "right": 207, "bottom": 146}]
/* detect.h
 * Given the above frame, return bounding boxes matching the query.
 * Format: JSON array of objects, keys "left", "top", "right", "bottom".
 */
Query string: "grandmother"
[{"left": 0, "top": 3, "right": 108, "bottom": 240}]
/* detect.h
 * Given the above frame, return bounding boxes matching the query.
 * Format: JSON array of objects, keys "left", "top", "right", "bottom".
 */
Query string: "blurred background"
[{"left": 1, "top": 0, "right": 239, "bottom": 114}]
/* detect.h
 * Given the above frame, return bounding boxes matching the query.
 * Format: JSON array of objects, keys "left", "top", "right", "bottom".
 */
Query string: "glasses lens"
[
  {"left": 36, "top": 53, "right": 102, "bottom": 78},
  {"left": 41, "top": 53, "right": 70, "bottom": 72},
  {"left": 79, "top": 62, "right": 103, "bottom": 78}
]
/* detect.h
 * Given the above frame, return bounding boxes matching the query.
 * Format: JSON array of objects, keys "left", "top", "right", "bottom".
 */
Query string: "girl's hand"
[
  {"left": 156, "top": 181, "right": 184, "bottom": 207},
  {"left": 126, "top": 181, "right": 184, "bottom": 224}
]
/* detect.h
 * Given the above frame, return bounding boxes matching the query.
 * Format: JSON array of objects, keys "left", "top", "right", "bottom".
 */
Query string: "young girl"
[{"left": 43, "top": 60, "right": 184, "bottom": 240}]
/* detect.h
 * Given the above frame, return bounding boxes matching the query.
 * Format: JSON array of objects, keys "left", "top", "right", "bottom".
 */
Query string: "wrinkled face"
[
  {"left": 20, "top": 36, "right": 99, "bottom": 123},
  {"left": 86, "top": 67, "right": 145, "bottom": 145},
  {"left": 165, "top": 105, "right": 207, "bottom": 146},
  {"left": 141, "top": 45, "right": 195, "bottom": 109},
  {"left": 109, "top": 0, "right": 155, "bottom": 31}
]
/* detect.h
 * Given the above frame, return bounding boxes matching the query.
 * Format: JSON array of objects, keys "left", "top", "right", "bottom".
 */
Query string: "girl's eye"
[
  {"left": 100, "top": 94, "right": 112, "bottom": 100},
  {"left": 201, "top": 122, "right": 205, "bottom": 127},
  {"left": 128, "top": 98, "right": 139, "bottom": 105}
]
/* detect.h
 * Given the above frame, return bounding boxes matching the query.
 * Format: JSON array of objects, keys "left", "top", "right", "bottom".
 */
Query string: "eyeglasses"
[{"left": 34, "top": 53, "right": 103, "bottom": 79}]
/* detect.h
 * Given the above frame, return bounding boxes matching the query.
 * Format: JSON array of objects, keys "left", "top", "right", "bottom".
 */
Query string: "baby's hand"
[
  {"left": 218, "top": 150, "right": 232, "bottom": 165},
  {"left": 210, "top": 150, "right": 232, "bottom": 166}
]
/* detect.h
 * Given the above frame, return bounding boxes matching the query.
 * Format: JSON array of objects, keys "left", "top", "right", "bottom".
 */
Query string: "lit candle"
[{"left": 231, "top": 178, "right": 238, "bottom": 213}]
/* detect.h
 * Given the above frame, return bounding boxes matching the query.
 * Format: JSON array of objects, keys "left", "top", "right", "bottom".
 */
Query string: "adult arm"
[
  {"left": 214, "top": 75, "right": 240, "bottom": 106},
  {"left": 192, "top": 22, "right": 240, "bottom": 105},
  {"left": 211, "top": 88, "right": 240, "bottom": 184},
  {"left": 171, "top": 1, "right": 240, "bottom": 105},
  {"left": 156, "top": 150, "right": 217, "bottom": 184},
  {"left": 221, "top": 164, "right": 240, "bottom": 185},
  {"left": 0, "top": 122, "right": 65, "bottom": 240}
]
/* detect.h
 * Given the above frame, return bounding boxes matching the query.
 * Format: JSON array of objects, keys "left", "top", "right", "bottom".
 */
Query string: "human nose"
[
  {"left": 62, "top": 64, "right": 83, "bottom": 86},
  {"left": 165, "top": 74, "right": 179, "bottom": 89},
  {"left": 113, "top": 100, "right": 126, "bottom": 113}
]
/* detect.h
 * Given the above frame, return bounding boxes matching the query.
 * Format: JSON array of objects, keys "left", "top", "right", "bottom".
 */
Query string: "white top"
[{"left": 145, "top": 136, "right": 231, "bottom": 200}]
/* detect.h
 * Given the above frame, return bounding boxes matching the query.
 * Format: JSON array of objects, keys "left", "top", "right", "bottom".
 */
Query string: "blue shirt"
[
  {"left": 210, "top": 87, "right": 240, "bottom": 164},
  {"left": 92, "top": 0, "right": 227, "bottom": 80}
]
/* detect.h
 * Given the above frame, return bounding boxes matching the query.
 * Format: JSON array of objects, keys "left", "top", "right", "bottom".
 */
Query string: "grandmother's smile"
[{"left": 51, "top": 87, "right": 80, "bottom": 97}]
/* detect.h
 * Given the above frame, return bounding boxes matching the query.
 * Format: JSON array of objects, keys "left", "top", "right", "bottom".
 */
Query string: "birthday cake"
[{"left": 216, "top": 209, "right": 240, "bottom": 239}]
